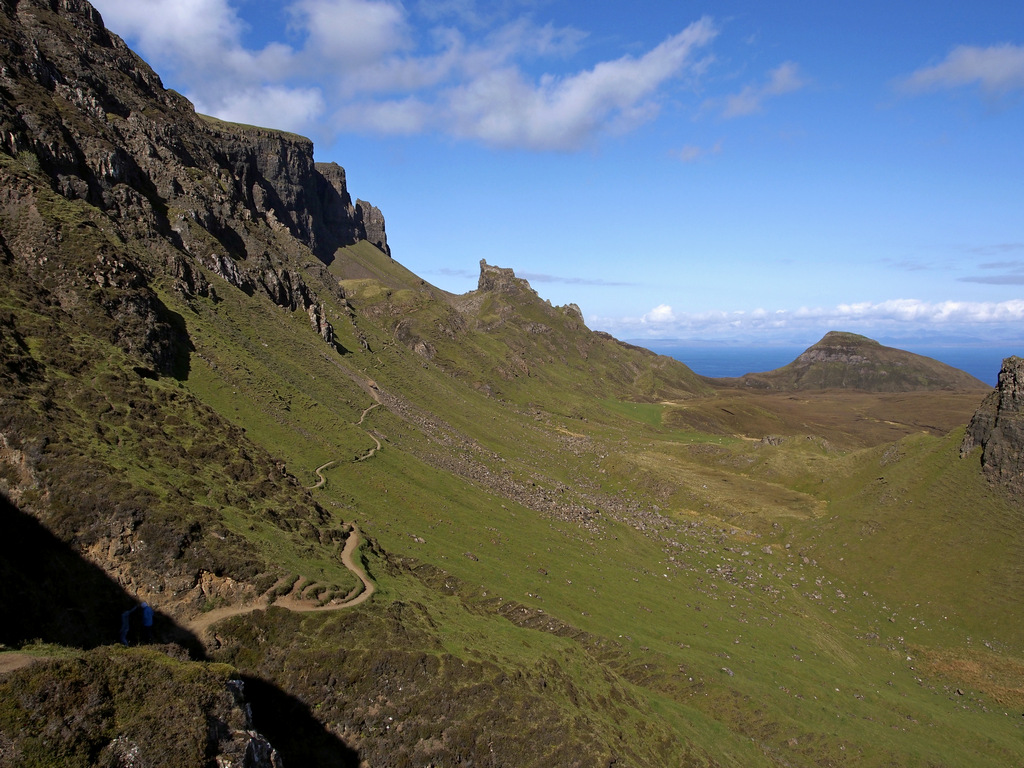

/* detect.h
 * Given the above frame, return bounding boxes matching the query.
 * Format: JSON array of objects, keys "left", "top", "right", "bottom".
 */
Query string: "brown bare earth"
[
  {"left": 0, "top": 653, "right": 36, "bottom": 676},
  {"left": 187, "top": 525, "right": 375, "bottom": 640},
  {"left": 666, "top": 388, "right": 988, "bottom": 448}
]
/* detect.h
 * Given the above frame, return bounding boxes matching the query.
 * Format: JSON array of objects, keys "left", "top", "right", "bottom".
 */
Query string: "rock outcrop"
[
  {"left": 355, "top": 197, "right": 390, "bottom": 256},
  {"left": 477, "top": 259, "right": 538, "bottom": 296},
  {"left": 961, "top": 356, "right": 1024, "bottom": 494}
]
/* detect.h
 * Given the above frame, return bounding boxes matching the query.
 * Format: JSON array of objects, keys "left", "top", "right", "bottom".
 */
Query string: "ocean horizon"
[{"left": 627, "top": 341, "right": 1021, "bottom": 387}]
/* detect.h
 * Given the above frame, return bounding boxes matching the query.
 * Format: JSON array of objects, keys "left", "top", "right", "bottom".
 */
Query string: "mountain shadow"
[
  {"left": 0, "top": 492, "right": 200, "bottom": 655},
  {"left": 241, "top": 675, "right": 361, "bottom": 768}
]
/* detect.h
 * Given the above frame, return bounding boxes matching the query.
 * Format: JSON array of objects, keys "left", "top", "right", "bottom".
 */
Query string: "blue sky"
[{"left": 91, "top": 0, "right": 1024, "bottom": 347}]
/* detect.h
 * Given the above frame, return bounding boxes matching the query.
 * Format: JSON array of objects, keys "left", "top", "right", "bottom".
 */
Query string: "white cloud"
[
  {"left": 194, "top": 86, "right": 327, "bottom": 134},
  {"left": 595, "top": 299, "right": 1024, "bottom": 341},
  {"left": 642, "top": 304, "right": 677, "bottom": 323},
  {"left": 93, "top": 0, "right": 320, "bottom": 129},
  {"left": 94, "top": 0, "right": 244, "bottom": 64},
  {"left": 93, "top": 0, "right": 718, "bottom": 150},
  {"left": 289, "top": 0, "right": 411, "bottom": 68},
  {"left": 899, "top": 44, "right": 1024, "bottom": 95},
  {"left": 720, "top": 61, "right": 806, "bottom": 118},
  {"left": 439, "top": 20, "right": 716, "bottom": 150}
]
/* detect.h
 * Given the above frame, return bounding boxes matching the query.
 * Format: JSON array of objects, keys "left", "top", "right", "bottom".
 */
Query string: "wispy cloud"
[
  {"left": 969, "top": 242, "right": 1024, "bottom": 256},
  {"left": 93, "top": 0, "right": 717, "bottom": 150},
  {"left": 898, "top": 44, "right": 1024, "bottom": 95},
  {"left": 519, "top": 272, "right": 636, "bottom": 287},
  {"left": 433, "top": 267, "right": 478, "bottom": 279},
  {"left": 960, "top": 275, "right": 1024, "bottom": 285},
  {"left": 717, "top": 61, "right": 806, "bottom": 118},
  {"left": 672, "top": 140, "right": 722, "bottom": 163},
  {"left": 436, "top": 20, "right": 717, "bottom": 150},
  {"left": 959, "top": 253, "right": 1024, "bottom": 284}
]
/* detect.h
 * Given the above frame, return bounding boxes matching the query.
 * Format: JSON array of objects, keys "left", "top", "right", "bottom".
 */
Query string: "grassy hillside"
[
  {"left": 4, "top": 219, "right": 1022, "bottom": 763},
  {"left": 157, "top": 253, "right": 1024, "bottom": 766},
  {"left": 2, "top": 1, "right": 1023, "bottom": 762}
]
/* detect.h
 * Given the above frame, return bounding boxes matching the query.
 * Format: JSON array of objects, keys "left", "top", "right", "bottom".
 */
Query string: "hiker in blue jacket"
[{"left": 140, "top": 601, "right": 154, "bottom": 642}]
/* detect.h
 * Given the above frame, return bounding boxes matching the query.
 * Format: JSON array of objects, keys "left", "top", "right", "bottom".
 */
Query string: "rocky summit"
[{"left": 2, "top": 2, "right": 1023, "bottom": 768}]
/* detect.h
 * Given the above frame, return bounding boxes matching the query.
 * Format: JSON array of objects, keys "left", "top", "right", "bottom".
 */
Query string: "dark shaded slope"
[
  {"left": 0, "top": 493, "right": 200, "bottom": 652},
  {"left": 723, "top": 331, "right": 988, "bottom": 392}
]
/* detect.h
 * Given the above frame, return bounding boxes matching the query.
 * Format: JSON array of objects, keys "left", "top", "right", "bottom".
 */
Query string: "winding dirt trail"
[
  {"left": 309, "top": 459, "right": 339, "bottom": 489},
  {"left": 306, "top": 401, "right": 382, "bottom": 489},
  {"left": 187, "top": 524, "right": 375, "bottom": 640},
  {"left": 355, "top": 402, "right": 382, "bottom": 461},
  {"left": 195, "top": 389, "right": 382, "bottom": 638},
  {"left": 357, "top": 401, "right": 380, "bottom": 426}
]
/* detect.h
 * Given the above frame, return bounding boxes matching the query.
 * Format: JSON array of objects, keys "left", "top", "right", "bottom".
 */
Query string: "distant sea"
[{"left": 628, "top": 342, "right": 1022, "bottom": 387}]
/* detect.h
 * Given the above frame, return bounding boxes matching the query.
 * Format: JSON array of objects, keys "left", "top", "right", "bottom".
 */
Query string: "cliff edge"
[{"left": 961, "top": 356, "right": 1024, "bottom": 494}]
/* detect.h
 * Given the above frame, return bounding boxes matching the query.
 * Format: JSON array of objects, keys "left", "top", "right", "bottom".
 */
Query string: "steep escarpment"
[
  {"left": 0, "top": 0, "right": 385, "bottom": 609},
  {"left": 961, "top": 356, "right": 1024, "bottom": 494},
  {"left": 732, "top": 331, "right": 987, "bottom": 392},
  {"left": 0, "top": 0, "right": 388, "bottom": 369}
]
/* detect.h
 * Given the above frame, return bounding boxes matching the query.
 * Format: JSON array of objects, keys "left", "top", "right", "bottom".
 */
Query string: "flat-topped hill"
[{"left": 723, "top": 331, "right": 989, "bottom": 392}]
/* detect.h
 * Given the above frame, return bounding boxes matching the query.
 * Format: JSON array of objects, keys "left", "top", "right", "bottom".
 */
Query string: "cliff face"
[
  {"left": 961, "top": 356, "right": 1024, "bottom": 494},
  {"left": 0, "top": 0, "right": 387, "bottom": 373}
]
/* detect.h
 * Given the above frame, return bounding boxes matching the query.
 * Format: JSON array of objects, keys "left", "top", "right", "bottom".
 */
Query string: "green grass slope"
[
  {"left": 2, "top": 1, "right": 1023, "bottom": 762},
  {"left": 3, "top": 182, "right": 1022, "bottom": 763},
  {"left": 164, "top": 257, "right": 1024, "bottom": 766}
]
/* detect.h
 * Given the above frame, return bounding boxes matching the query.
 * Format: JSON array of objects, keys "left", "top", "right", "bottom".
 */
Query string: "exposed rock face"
[
  {"left": 221, "top": 679, "right": 285, "bottom": 768},
  {"left": 355, "top": 198, "right": 390, "bottom": 256},
  {"left": 961, "top": 356, "right": 1024, "bottom": 493},
  {"left": 308, "top": 301, "right": 335, "bottom": 344},
  {"left": 477, "top": 259, "right": 537, "bottom": 296},
  {"left": 0, "top": 0, "right": 387, "bottom": 371}
]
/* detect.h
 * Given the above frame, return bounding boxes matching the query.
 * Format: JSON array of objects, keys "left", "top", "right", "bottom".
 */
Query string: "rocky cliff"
[
  {"left": 961, "top": 356, "right": 1024, "bottom": 494},
  {"left": 732, "top": 331, "right": 988, "bottom": 392},
  {"left": 0, "top": 0, "right": 388, "bottom": 373}
]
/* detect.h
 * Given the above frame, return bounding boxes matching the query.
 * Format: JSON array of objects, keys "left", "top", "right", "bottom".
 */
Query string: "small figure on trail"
[
  {"left": 120, "top": 606, "right": 137, "bottom": 646},
  {"left": 140, "top": 601, "right": 154, "bottom": 643}
]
